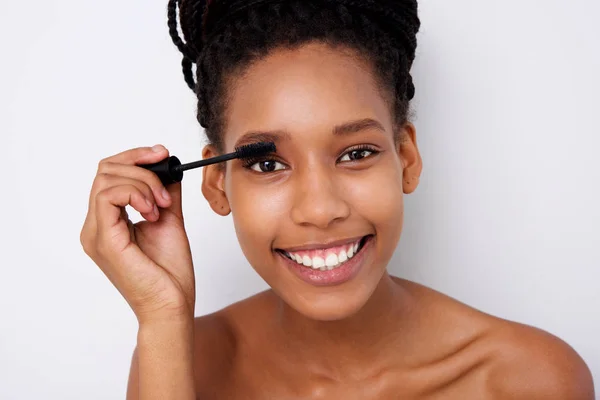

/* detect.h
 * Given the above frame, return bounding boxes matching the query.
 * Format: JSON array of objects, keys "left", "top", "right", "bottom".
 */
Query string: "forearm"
[{"left": 136, "top": 317, "right": 196, "bottom": 400}]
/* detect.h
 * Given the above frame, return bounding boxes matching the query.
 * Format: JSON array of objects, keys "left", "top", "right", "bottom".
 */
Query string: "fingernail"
[
  {"left": 145, "top": 198, "right": 153, "bottom": 209},
  {"left": 153, "top": 204, "right": 159, "bottom": 217},
  {"left": 152, "top": 144, "right": 165, "bottom": 152},
  {"left": 162, "top": 188, "right": 171, "bottom": 202}
]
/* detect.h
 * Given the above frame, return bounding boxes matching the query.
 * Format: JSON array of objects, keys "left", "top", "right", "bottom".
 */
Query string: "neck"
[{"left": 273, "top": 273, "right": 415, "bottom": 377}]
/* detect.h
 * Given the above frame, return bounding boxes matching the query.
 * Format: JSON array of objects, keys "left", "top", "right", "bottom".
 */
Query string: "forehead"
[{"left": 222, "top": 43, "right": 393, "bottom": 148}]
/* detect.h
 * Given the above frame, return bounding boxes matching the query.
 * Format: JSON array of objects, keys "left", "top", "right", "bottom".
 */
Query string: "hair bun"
[
  {"left": 369, "top": 0, "right": 420, "bottom": 59},
  {"left": 202, "top": 0, "right": 419, "bottom": 62},
  {"left": 202, "top": 0, "right": 284, "bottom": 42},
  {"left": 172, "top": 0, "right": 420, "bottom": 98}
]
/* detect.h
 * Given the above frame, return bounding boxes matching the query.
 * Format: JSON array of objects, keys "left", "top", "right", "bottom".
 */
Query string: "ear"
[
  {"left": 396, "top": 122, "right": 423, "bottom": 194},
  {"left": 201, "top": 145, "right": 231, "bottom": 216}
]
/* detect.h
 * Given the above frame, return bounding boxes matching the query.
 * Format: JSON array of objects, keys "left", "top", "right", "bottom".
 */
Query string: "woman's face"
[{"left": 203, "top": 42, "right": 421, "bottom": 321}]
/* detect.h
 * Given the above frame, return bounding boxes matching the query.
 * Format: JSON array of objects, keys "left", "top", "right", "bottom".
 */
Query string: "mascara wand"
[{"left": 140, "top": 141, "right": 276, "bottom": 186}]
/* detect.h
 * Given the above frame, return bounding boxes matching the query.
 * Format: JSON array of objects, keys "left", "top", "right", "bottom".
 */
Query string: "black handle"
[{"left": 139, "top": 156, "right": 184, "bottom": 186}]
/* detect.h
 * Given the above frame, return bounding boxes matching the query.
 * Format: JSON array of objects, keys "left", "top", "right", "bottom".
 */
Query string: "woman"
[{"left": 80, "top": 0, "right": 594, "bottom": 398}]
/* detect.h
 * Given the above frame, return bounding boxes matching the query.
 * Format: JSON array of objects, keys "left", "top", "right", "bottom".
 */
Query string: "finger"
[
  {"left": 89, "top": 145, "right": 169, "bottom": 221},
  {"left": 88, "top": 173, "right": 158, "bottom": 223},
  {"left": 97, "top": 163, "right": 172, "bottom": 209},
  {"left": 98, "top": 144, "right": 169, "bottom": 168},
  {"left": 94, "top": 174, "right": 161, "bottom": 222},
  {"left": 95, "top": 184, "right": 156, "bottom": 234},
  {"left": 163, "top": 181, "right": 183, "bottom": 220}
]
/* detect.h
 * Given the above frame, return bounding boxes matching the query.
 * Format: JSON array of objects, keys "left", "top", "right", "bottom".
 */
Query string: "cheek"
[
  {"left": 227, "top": 174, "right": 291, "bottom": 257},
  {"left": 344, "top": 166, "right": 404, "bottom": 266},
  {"left": 345, "top": 164, "right": 404, "bottom": 228}
]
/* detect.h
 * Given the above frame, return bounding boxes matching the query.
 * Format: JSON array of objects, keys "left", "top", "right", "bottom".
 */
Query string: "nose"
[{"left": 290, "top": 164, "right": 351, "bottom": 229}]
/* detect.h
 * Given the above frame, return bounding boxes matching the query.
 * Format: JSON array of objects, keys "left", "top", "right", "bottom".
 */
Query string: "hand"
[{"left": 80, "top": 145, "right": 195, "bottom": 324}]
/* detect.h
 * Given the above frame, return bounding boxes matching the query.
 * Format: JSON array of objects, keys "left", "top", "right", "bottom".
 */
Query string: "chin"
[
  {"left": 294, "top": 295, "right": 371, "bottom": 321},
  {"left": 275, "top": 270, "right": 385, "bottom": 322}
]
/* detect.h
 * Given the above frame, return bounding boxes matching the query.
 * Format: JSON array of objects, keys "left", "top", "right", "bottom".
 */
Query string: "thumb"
[{"left": 164, "top": 181, "right": 183, "bottom": 219}]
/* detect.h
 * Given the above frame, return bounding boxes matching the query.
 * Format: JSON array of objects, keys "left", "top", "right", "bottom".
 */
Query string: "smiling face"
[{"left": 202, "top": 42, "right": 422, "bottom": 321}]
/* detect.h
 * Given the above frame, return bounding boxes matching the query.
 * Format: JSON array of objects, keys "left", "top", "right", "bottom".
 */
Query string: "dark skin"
[
  {"left": 192, "top": 280, "right": 593, "bottom": 399},
  {"left": 130, "top": 42, "right": 594, "bottom": 399}
]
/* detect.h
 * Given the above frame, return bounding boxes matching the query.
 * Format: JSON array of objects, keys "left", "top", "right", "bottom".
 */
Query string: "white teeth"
[
  {"left": 285, "top": 238, "right": 366, "bottom": 271},
  {"left": 312, "top": 257, "right": 325, "bottom": 269},
  {"left": 302, "top": 255, "right": 312, "bottom": 267},
  {"left": 325, "top": 253, "right": 338, "bottom": 269}
]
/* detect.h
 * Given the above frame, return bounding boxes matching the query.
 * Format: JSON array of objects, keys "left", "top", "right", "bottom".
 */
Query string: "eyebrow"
[
  {"left": 234, "top": 131, "right": 291, "bottom": 149},
  {"left": 234, "top": 118, "right": 386, "bottom": 148},
  {"left": 333, "top": 118, "right": 386, "bottom": 136}
]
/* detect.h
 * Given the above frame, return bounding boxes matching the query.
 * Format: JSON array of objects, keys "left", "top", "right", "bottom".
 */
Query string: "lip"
[
  {"left": 276, "top": 235, "right": 374, "bottom": 287},
  {"left": 276, "top": 235, "right": 367, "bottom": 253}
]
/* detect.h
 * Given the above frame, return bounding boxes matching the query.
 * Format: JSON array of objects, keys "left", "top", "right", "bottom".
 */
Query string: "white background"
[{"left": 1, "top": 0, "right": 598, "bottom": 398}]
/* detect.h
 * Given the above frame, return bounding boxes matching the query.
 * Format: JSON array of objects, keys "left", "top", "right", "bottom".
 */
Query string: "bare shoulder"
[
  {"left": 395, "top": 278, "right": 594, "bottom": 399},
  {"left": 192, "top": 290, "right": 274, "bottom": 396},
  {"left": 484, "top": 320, "right": 595, "bottom": 399}
]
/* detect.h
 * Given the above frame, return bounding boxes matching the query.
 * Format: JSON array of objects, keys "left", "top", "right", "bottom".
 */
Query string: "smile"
[{"left": 276, "top": 235, "right": 371, "bottom": 271}]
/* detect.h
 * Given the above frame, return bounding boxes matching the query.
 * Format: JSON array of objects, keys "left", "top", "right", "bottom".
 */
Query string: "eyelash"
[
  {"left": 241, "top": 145, "right": 380, "bottom": 173},
  {"left": 241, "top": 156, "right": 283, "bottom": 171},
  {"left": 338, "top": 145, "right": 380, "bottom": 163}
]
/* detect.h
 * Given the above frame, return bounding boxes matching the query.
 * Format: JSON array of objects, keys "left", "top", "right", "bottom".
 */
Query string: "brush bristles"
[{"left": 235, "top": 141, "right": 277, "bottom": 158}]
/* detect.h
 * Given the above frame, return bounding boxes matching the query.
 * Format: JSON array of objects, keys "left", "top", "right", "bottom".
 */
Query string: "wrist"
[
  {"left": 135, "top": 300, "right": 195, "bottom": 327},
  {"left": 135, "top": 313, "right": 196, "bottom": 400},
  {"left": 137, "top": 316, "right": 195, "bottom": 350},
  {"left": 137, "top": 312, "right": 195, "bottom": 329}
]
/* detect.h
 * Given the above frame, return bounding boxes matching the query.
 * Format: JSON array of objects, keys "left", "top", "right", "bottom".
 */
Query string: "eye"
[
  {"left": 248, "top": 159, "right": 286, "bottom": 173},
  {"left": 338, "top": 146, "right": 379, "bottom": 162}
]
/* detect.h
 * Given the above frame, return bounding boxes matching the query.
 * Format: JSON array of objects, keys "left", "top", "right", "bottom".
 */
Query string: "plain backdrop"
[{"left": 1, "top": 0, "right": 599, "bottom": 398}]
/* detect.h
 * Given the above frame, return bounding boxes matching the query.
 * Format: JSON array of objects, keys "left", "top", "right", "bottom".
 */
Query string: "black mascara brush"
[{"left": 140, "top": 141, "right": 276, "bottom": 186}]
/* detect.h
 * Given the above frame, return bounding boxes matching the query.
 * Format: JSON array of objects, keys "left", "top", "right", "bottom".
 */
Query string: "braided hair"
[{"left": 167, "top": 0, "right": 420, "bottom": 151}]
